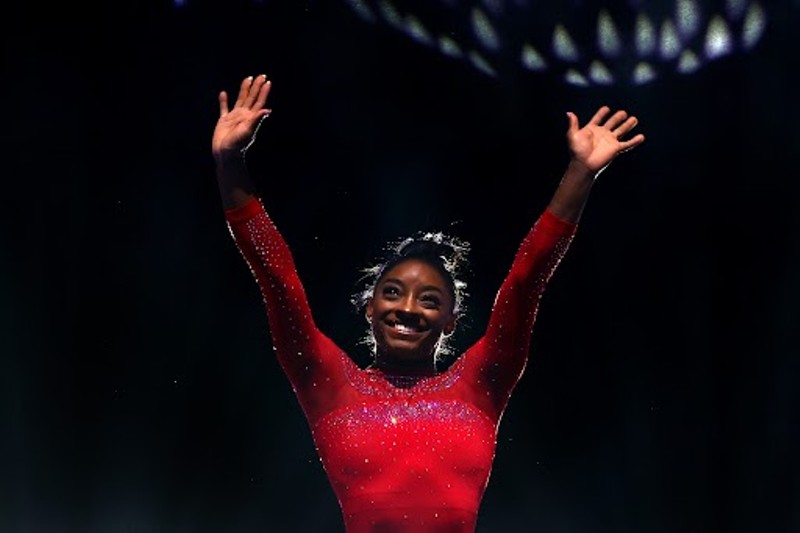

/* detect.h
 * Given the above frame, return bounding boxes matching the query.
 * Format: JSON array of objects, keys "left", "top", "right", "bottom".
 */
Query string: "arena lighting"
[
  {"left": 340, "top": 0, "right": 768, "bottom": 86},
  {"left": 172, "top": 1, "right": 772, "bottom": 86}
]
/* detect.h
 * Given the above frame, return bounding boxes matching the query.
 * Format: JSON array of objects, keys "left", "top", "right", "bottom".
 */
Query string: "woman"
[{"left": 212, "top": 74, "right": 644, "bottom": 532}]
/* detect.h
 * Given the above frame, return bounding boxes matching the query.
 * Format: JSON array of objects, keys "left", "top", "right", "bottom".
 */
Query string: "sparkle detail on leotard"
[{"left": 344, "top": 355, "right": 466, "bottom": 396}]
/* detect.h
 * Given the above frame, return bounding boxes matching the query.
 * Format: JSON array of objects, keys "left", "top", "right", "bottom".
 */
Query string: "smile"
[{"left": 386, "top": 321, "right": 424, "bottom": 336}]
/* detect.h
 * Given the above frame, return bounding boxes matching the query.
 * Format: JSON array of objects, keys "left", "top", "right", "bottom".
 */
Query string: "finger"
[
  {"left": 588, "top": 105, "right": 611, "bottom": 126},
  {"left": 566, "top": 111, "right": 579, "bottom": 135},
  {"left": 234, "top": 75, "right": 254, "bottom": 108},
  {"left": 614, "top": 116, "right": 639, "bottom": 137},
  {"left": 254, "top": 77, "right": 272, "bottom": 110},
  {"left": 603, "top": 110, "right": 629, "bottom": 130},
  {"left": 245, "top": 74, "right": 267, "bottom": 108},
  {"left": 619, "top": 133, "right": 645, "bottom": 152},
  {"left": 218, "top": 90, "right": 229, "bottom": 116}
]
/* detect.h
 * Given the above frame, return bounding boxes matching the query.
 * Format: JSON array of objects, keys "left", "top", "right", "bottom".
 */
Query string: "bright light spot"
[
  {"left": 439, "top": 35, "right": 463, "bottom": 58},
  {"left": 553, "top": 24, "right": 580, "bottom": 62},
  {"left": 406, "top": 15, "right": 434, "bottom": 46},
  {"left": 589, "top": 60, "right": 614, "bottom": 85},
  {"left": 468, "top": 51, "right": 497, "bottom": 77},
  {"left": 598, "top": 9, "right": 622, "bottom": 57},
  {"left": 378, "top": 0, "right": 403, "bottom": 29},
  {"left": 742, "top": 3, "right": 767, "bottom": 50},
  {"left": 565, "top": 69, "right": 590, "bottom": 87},
  {"left": 632, "top": 62, "right": 658, "bottom": 84},
  {"left": 676, "top": 0, "right": 702, "bottom": 39},
  {"left": 660, "top": 19, "right": 682, "bottom": 60},
  {"left": 521, "top": 43, "right": 547, "bottom": 71},
  {"left": 345, "top": 0, "right": 376, "bottom": 22},
  {"left": 635, "top": 13, "right": 657, "bottom": 56},
  {"left": 677, "top": 50, "right": 702, "bottom": 73},
  {"left": 472, "top": 8, "right": 500, "bottom": 51},
  {"left": 704, "top": 15, "right": 733, "bottom": 59}
]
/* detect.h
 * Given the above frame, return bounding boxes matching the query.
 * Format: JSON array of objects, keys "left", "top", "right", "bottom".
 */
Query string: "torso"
[{"left": 310, "top": 356, "right": 497, "bottom": 532}]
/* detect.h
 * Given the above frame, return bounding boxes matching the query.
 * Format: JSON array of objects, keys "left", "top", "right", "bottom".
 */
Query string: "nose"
[{"left": 397, "top": 294, "right": 419, "bottom": 315}]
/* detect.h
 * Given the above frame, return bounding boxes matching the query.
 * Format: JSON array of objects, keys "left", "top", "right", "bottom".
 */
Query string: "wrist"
[
  {"left": 214, "top": 149, "right": 246, "bottom": 169},
  {"left": 211, "top": 144, "right": 245, "bottom": 165},
  {"left": 565, "top": 158, "right": 597, "bottom": 181}
]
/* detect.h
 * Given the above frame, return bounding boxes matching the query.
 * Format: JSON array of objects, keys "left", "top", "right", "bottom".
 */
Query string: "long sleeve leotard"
[{"left": 225, "top": 198, "right": 576, "bottom": 532}]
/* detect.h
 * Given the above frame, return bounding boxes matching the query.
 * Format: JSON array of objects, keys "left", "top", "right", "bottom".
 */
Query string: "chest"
[{"left": 312, "top": 398, "right": 497, "bottom": 485}]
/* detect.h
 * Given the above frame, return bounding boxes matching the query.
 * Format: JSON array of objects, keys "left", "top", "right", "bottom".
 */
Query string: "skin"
[
  {"left": 212, "top": 73, "right": 646, "bottom": 372},
  {"left": 212, "top": 74, "right": 272, "bottom": 210},
  {"left": 366, "top": 258, "right": 457, "bottom": 375}
]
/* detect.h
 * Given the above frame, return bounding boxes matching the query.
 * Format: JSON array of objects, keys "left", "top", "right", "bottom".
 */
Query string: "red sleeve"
[
  {"left": 462, "top": 209, "right": 577, "bottom": 417},
  {"left": 224, "top": 198, "right": 348, "bottom": 418}
]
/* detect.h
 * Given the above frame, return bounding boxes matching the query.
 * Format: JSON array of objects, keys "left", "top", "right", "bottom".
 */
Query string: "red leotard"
[{"left": 225, "top": 198, "right": 576, "bottom": 532}]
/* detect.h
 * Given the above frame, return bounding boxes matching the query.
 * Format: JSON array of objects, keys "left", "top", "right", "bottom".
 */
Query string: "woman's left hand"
[{"left": 566, "top": 106, "right": 645, "bottom": 176}]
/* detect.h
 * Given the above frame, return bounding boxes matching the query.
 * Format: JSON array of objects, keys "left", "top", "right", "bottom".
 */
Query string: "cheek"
[
  {"left": 426, "top": 312, "right": 451, "bottom": 331},
  {"left": 370, "top": 320, "right": 386, "bottom": 342}
]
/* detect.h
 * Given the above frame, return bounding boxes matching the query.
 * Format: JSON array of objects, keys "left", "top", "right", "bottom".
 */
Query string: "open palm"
[
  {"left": 212, "top": 74, "right": 273, "bottom": 160},
  {"left": 567, "top": 106, "right": 645, "bottom": 175}
]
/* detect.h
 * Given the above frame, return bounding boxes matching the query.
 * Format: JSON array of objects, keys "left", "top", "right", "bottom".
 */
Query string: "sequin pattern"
[
  {"left": 346, "top": 354, "right": 466, "bottom": 397},
  {"left": 313, "top": 399, "right": 496, "bottom": 516}
]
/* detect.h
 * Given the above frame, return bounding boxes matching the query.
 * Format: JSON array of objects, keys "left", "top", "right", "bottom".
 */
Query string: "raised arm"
[
  {"left": 464, "top": 106, "right": 644, "bottom": 418},
  {"left": 547, "top": 106, "right": 645, "bottom": 223},
  {"left": 212, "top": 75, "right": 347, "bottom": 420},
  {"left": 212, "top": 74, "right": 272, "bottom": 209}
]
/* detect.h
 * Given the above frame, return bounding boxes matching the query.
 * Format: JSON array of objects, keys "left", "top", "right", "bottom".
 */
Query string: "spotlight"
[{"left": 341, "top": 0, "right": 770, "bottom": 86}]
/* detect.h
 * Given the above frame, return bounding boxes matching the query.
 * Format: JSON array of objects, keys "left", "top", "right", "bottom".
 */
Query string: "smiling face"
[{"left": 366, "top": 258, "right": 457, "bottom": 373}]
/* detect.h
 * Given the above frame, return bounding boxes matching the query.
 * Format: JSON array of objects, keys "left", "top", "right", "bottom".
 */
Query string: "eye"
[
  {"left": 420, "top": 294, "right": 441, "bottom": 309},
  {"left": 381, "top": 285, "right": 400, "bottom": 299}
]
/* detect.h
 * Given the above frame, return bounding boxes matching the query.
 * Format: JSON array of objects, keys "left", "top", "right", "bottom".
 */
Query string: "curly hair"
[{"left": 351, "top": 231, "right": 471, "bottom": 362}]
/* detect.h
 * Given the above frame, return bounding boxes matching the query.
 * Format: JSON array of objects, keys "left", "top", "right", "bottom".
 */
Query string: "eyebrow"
[{"left": 381, "top": 278, "right": 445, "bottom": 295}]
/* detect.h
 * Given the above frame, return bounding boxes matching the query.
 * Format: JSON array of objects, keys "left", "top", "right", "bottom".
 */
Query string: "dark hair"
[{"left": 351, "top": 231, "right": 471, "bottom": 361}]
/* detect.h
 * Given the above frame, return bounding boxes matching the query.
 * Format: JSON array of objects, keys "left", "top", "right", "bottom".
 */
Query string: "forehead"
[{"left": 379, "top": 258, "right": 450, "bottom": 288}]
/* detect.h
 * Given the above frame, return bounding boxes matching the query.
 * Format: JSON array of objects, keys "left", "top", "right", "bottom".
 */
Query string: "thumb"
[
  {"left": 218, "top": 90, "right": 230, "bottom": 116},
  {"left": 565, "top": 111, "right": 579, "bottom": 134}
]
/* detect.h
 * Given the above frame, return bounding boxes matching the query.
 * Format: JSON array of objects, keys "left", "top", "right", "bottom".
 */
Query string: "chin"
[
  {"left": 384, "top": 342, "right": 438, "bottom": 365},
  {"left": 382, "top": 343, "right": 423, "bottom": 360}
]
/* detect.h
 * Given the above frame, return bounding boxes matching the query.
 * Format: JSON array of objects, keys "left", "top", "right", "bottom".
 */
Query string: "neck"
[{"left": 371, "top": 357, "right": 438, "bottom": 377}]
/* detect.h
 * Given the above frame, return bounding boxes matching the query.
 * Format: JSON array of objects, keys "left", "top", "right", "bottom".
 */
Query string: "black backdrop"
[{"left": 4, "top": 1, "right": 800, "bottom": 531}]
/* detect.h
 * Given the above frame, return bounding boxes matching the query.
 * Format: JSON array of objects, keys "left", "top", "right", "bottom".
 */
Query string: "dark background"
[{"left": 4, "top": 1, "right": 799, "bottom": 531}]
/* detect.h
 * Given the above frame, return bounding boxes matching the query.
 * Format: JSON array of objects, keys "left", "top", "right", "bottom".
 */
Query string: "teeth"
[{"left": 393, "top": 324, "right": 417, "bottom": 333}]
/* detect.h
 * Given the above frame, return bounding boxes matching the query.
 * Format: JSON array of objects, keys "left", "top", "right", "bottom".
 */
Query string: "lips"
[{"left": 385, "top": 320, "right": 425, "bottom": 338}]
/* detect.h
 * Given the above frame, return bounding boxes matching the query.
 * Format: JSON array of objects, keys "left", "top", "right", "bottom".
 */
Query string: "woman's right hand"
[{"left": 212, "top": 74, "right": 272, "bottom": 164}]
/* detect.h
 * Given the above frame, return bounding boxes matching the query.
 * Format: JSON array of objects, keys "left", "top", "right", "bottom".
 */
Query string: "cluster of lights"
[{"left": 343, "top": 0, "right": 768, "bottom": 86}]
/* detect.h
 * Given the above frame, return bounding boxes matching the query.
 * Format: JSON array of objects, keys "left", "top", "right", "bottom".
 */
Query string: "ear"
[
  {"left": 365, "top": 298, "right": 374, "bottom": 324},
  {"left": 443, "top": 313, "right": 457, "bottom": 337}
]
